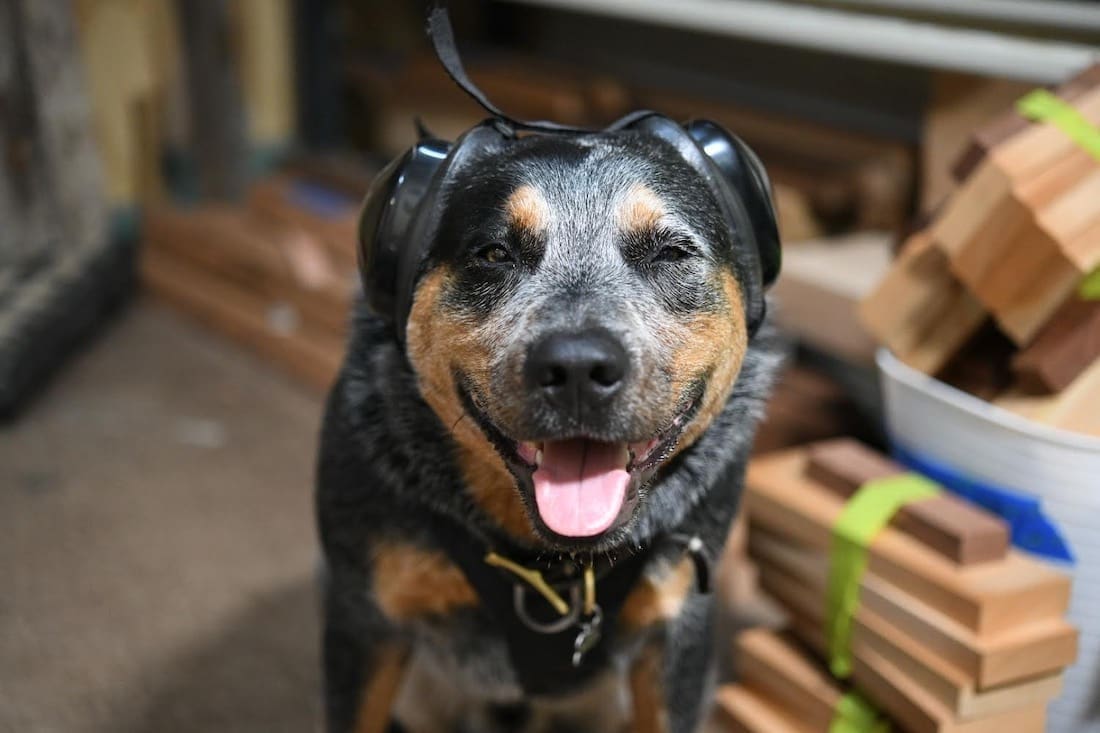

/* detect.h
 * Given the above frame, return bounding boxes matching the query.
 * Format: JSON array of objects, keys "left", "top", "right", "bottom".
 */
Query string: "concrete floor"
[{"left": 0, "top": 301, "right": 325, "bottom": 732}]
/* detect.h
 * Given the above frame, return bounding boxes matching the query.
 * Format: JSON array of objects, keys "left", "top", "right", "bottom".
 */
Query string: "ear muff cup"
[
  {"left": 621, "top": 113, "right": 778, "bottom": 335},
  {"left": 358, "top": 139, "right": 450, "bottom": 319},
  {"left": 685, "top": 120, "right": 781, "bottom": 288},
  {"left": 357, "top": 123, "right": 509, "bottom": 340}
]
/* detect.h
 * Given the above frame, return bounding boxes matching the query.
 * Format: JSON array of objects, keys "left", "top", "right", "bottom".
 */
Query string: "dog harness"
[{"left": 430, "top": 513, "right": 712, "bottom": 697}]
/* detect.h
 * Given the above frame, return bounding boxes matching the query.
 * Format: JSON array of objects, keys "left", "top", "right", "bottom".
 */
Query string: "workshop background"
[{"left": 2, "top": 1, "right": 1099, "bottom": 732}]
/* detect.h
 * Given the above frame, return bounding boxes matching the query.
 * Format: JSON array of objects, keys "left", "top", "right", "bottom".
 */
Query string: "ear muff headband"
[{"left": 358, "top": 6, "right": 782, "bottom": 342}]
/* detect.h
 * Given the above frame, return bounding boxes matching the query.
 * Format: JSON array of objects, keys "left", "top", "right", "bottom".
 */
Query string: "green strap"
[
  {"left": 826, "top": 473, "right": 940, "bottom": 678},
  {"left": 1016, "top": 89, "right": 1100, "bottom": 162},
  {"left": 1016, "top": 90, "right": 1100, "bottom": 297},
  {"left": 830, "top": 692, "right": 892, "bottom": 733},
  {"left": 1080, "top": 266, "right": 1100, "bottom": 300}
]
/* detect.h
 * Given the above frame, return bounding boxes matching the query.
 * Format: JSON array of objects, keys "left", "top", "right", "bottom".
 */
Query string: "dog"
[{"left": 316, "top": 10, "right": 782, "bottom": 733}]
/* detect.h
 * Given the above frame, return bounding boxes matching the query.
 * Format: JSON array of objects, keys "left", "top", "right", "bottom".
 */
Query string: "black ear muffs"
[
  {"left": 358, "top": 137, "right": 450, "bottom": 319},
  {"left": 685, "top": 121, "right": 781, "bottom": 290},
  {"left": 358, "top": 123, "right": 510, "bottom": 338},
  {"left": 358, "top": 6, "right": 782, "bottom": 342}
]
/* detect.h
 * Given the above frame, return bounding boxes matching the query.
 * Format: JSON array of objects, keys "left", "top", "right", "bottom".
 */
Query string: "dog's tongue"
[{"left": 533, "top": 439, "right": 629, "bottom": 538}]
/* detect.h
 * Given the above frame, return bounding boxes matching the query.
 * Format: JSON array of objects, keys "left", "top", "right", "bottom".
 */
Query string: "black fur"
[{"left": 317, "top": 129, "right": 782, "bottom": 732}]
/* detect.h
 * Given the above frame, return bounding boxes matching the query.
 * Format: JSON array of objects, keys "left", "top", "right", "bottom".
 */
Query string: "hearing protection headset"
[{"left": 358, "top": 7, "right": 781, "bottom": 342}]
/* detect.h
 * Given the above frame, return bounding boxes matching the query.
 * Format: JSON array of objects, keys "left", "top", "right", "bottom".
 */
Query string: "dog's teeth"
[
  {"left": 619, "top": 444, "right": 630, "bottom": 466},
  {"left": 534, "top": 448, "right": 543, "bottom": 467}
]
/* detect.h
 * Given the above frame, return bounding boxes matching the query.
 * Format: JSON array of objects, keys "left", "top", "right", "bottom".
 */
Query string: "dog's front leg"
[
  {"left": 623, "top": 554, "right": 716, "bottom": 733},
  {"left": 628, "top": 593, "right": 717, "bottom": 733},
  {"left": 322, "top": 584, "right": 410, "bottom": 733}
]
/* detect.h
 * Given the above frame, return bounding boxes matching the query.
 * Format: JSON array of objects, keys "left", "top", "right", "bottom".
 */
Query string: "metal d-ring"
[{"left": 513, "top": 582, "right": 582, "bottom": 634}]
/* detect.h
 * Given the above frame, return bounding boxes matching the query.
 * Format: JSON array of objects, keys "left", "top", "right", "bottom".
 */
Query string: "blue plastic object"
[{"left": 891, "top": 443, "right": 1074, "bottom": 564}]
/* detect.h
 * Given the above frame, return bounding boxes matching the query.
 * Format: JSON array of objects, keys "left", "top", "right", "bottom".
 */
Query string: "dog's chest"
[{"left": 393, "top": 626, "right": 633, "bottom": 733}]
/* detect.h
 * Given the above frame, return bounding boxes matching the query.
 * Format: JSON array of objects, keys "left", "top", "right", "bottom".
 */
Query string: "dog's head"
[{"left": 378, "top": 128, "right": 771, "bottom": 548}]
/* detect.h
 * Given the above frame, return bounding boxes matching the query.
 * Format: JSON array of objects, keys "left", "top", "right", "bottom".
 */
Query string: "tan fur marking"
[
  {"left": 457, "top": 449, "right": 537, "bottom": 540},
  {"left": 670, "top": 273, "right": 748, "bottom": 454},
  {"left": 619, "top": 558, "right": 696, "bottom": 631},
  {"left": 406, "top": 268, "right": 537, "bottom": 542},
  {"left": 353, "top": 644, "right": 410, "bottom": 733},
  {"left": 630, "top": 642, "right": 670, "bottom": 733},
  {"left": 506, "top": 184, "right": 550, "bottom": 233},
  {"left": 618, "top": 184, "right": 667, "bottom": 233},
  {"left": 371, "top": 542, "right": 478, "bottom": 620}
]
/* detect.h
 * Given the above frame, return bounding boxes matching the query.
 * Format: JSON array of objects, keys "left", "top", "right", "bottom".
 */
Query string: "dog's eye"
[
  {"left": 478, "top": 244, "right": 515, "bottom": 266},
  {"left": 651, "top": 243, "right": 693, "bottom": 264}
]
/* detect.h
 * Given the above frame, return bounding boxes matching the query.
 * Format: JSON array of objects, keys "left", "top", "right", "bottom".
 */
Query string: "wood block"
[
  {"left": 856, "top": 607, "right": 1064, "bottom": 721},
  {"left": 1012, "top": 298, "right": 1100, "bottom": 391},
  {"left": 995, "top": 357, "right": 1100, "bottom": 437},
  {"left": 805, "top": 439, "right": 1009, "bottom": 565},
  {"left": 762, "top": 570, "right": 1050, "bottom": 733},
  {"left": 712, "top": 685, "right": 815, "bottom": 733},
  {"left": 746, "top": 448, "right": 1072, "bottom": 635},
  {"left": 141, "top": 247, "right": 343, "bottom": 391},
  {"left": 749, "top": 530, "right": 1078, "bottom": 690},
  {"left": 936, "top": 84, "right": 1100, "bottom": 267},
  {"left": 934, "top": 321, "right": 1017, "bottom": 401},
  {"left": 735, "top": 629, "right": 840, "bottom": 731},
  {"left": 859, "top": 232, "right": 986, "bottom": 374},
  {"left": 952, "top": 63, "right": 1100, "bottom": 183},
  {"left": 770, "top": 232, "right": 892, "bottom": 364},
  {"left": 922, "top": 73, "right": 1031, "bottom": 211}
]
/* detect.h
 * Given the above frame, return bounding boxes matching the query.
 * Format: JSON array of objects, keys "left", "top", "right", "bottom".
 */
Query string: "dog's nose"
[{"left": 525, "top": 329, "right": 629, "bottom": 411}]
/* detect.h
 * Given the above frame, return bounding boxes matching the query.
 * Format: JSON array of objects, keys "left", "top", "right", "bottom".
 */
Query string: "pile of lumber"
[
  {"left": 862, "top": 64, "right": 1100, "bottom": 437},
  {"left": 714, "top": 628, "right": 872, "bottom": 733},
  {"left": 739, "top": 440, "right": 1077, "bottom": 733},
  {"left": 141, "top": 169, "right": 363, "bottom": 390}
]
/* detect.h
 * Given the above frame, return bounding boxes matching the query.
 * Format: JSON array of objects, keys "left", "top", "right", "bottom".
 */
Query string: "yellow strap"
[
  {"left": 826, "top": 474, "right": 940, "bottom": 678},
  {"left": 583, "top": 563, "right": 597, "bottom": 616},
  {"left": 1017, "top": 89, "right": 1100, "bottom": 162},
  {"left": 1080, "top": 266, "right": 1100, "bottom": 301},
  {"left": 830, "top": 692, "right": 891, "bottom": 733},
  {"left": 484, "top": 552, "right": 570, "bottom": 616}
]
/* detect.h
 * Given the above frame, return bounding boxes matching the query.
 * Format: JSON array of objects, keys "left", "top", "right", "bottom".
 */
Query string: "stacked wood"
[
  {"left": 741, "top": 443, "right": 1076, "bottom": 733},
  {"left": 862, "top": 64, "right": 1100, "bottom": 437},
  {"left": 713, "top": 629, "right": 854, "bottom": 733},
  {"left": 141, "top": 170, "right": 364, "bottom": 390}
]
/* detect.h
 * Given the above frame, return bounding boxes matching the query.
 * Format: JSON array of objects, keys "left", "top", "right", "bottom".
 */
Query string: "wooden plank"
[
  {"left": 759, "top": 568, "right": 1052, "bottom": 733},
  {"left": 805, "top": 439, "right": 1009, "bottom": 565},
  {"left": 144, "top": 206, "right": 353, "bottom": 337},
  {"left": 140, "top": 247, "right": 343, "bottom": 391},
  {"left": 770, "top": 232, "right": 891, "bottom": 364},
  {"left": 745, "top": 449, "right": 1072, "bottom": 635},
  {"left": 952, "top": 63, "right": 1100, "bottom": 183},
  {"left": 735, "top": 629, "right": 840, "bottom": 731},
  {"left": 858, "top": 231, "right": 986, "bottom": 374},
  {"left": 856, "top": 607, "right": 1064, "bottom": 721},
  {"left": 748, "top": 530, "right": 1078, "bottom": 691},
  {"left": 1012, "top": 298, "right": 1100, "bottom": 392},
  {"left": 712, "top": 685, "right": 815, "bottom": 733},
  {"left": 921, "top": 73, "right": 1031, "bottom": 211}
]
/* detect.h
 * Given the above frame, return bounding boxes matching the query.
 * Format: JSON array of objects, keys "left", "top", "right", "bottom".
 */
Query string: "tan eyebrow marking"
[
  {"left": 618, "top": 184, "right": 667, "bottom": 234},
  {"left": 505, "top": 184, "right": 550, "bottom": 233}
]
